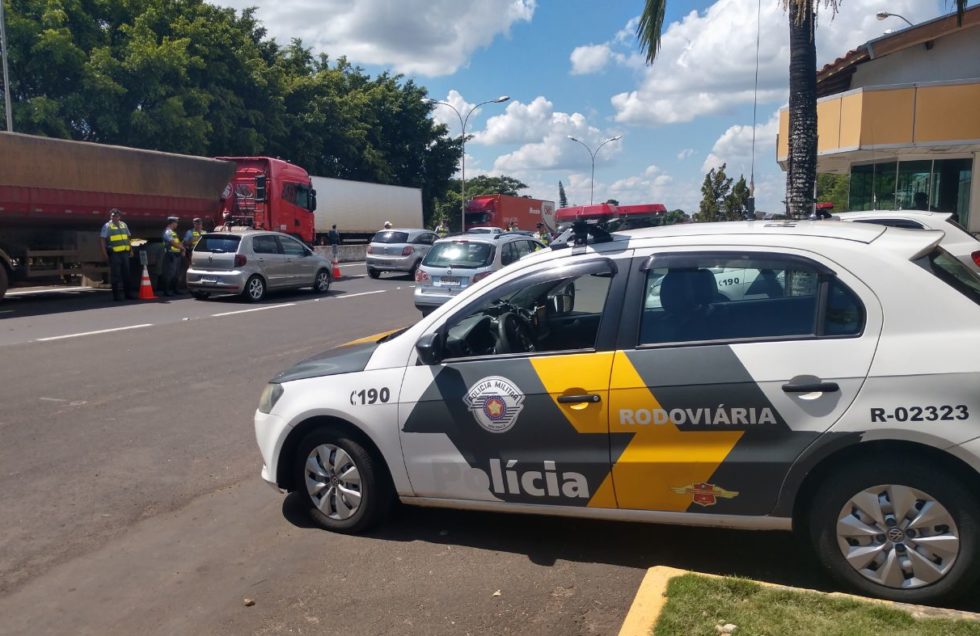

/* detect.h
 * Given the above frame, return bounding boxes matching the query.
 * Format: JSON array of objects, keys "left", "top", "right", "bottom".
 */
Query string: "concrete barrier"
[{"left": 313, "top": 245, "right": 367, "bottom": 262}]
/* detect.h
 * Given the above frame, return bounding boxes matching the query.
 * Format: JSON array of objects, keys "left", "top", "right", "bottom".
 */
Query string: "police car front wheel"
[
  {"left": 295, "top": 430, "right": 393, "bottom": 533},
  {"left": 808, "top": 459, "right": 980, "bottom": 603}
]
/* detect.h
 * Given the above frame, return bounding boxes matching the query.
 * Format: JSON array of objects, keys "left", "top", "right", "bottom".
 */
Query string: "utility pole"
[{"left": 0, "top": 0, "right": 13, "bottom": 132}]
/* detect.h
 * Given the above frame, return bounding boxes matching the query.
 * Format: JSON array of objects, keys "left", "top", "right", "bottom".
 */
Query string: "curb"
[{"left": 617, "top": 566, "right": 980, "bottom": 636}]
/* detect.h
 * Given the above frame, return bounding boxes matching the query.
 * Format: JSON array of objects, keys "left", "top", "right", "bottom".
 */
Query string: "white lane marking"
[
  {"left": 211, "top": 303, "right": 296, "bottom": 317},
  {"left": 7, "top": 286, "right": 101, "bottom": 296},
  {"left": 338, "top": 291, "right": 387, "bottom": 299},
  {"left": 37, "top": 323, "right": 153, "bottom": 342}
]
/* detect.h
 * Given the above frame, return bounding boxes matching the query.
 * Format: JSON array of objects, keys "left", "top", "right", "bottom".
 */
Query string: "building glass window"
[
  {"left": 849, "top": 161, "right": 897, "bottom": 210},
  {"left": 896, "top": 160, "right": 931, "bottom": 210},
  {"left": 931, "top": 158, "right": 972, "bottom": 223}
]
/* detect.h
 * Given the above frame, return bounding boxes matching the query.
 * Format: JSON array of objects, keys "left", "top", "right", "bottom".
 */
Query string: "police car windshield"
[{"left": 915, "top": 248, "right": 980, "bottom": 306}]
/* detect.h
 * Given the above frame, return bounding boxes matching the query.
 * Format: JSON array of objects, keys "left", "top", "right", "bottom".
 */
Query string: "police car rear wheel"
[
  {"left": 809, "top": 460, "right": 980, "bottom": 603},
  {"left": 243, "top": 275, "right": 266, "bottom": 302},
  {"left": 295, "top": 431, "right": 392, "bottom": 533}
]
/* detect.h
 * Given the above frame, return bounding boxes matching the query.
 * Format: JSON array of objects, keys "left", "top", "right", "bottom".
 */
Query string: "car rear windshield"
[
  {"left": 424, "top": 242, "right": 494, "bottom": 268},
  {"left": 914, "top": 248, "right": 980, "bottom": 306},
  {"left": 371, "top": 231, "right": 409, "bottom": 244},
  {"left": 195, "top": 235, "right": 241, "bottom": 253}
]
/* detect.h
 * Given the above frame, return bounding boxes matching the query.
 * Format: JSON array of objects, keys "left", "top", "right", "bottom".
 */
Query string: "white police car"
[{"left": 255, "top": 220, "right": 980, "bottom": 603}]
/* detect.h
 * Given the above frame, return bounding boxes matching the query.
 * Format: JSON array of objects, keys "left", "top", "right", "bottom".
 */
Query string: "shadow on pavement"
[{"left": 281, "top": 492, "right": 980, "bottom": 612}]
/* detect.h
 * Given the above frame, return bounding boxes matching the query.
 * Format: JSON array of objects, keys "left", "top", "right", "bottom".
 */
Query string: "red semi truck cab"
[
  {"left": 216, "top": 157, "right": 317, "bottom": 244},
  {"left": 464, "top": 194, "right": 556, "bottom": 232}
]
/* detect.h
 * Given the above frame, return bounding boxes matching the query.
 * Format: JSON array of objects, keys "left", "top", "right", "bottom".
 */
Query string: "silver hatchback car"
[
  {"left": 186, "top": 230, "right": 333, "bottom": 302},
  {"left": 366, "top": 228, "right": 438, "bottom": 279},
  {"left": 413, "top": 232, "right": 544, "bottom": 314}
]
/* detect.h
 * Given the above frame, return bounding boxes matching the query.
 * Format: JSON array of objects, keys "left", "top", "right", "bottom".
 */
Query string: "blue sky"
[{"left": 214, "top": 0, "right": 967, "bottom": 213}]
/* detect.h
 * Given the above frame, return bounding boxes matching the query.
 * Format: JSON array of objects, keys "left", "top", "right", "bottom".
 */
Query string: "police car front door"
[
  {"left": 397, "top": 258, "right": 628, "bottom": 509},
  {"left": 608, "top": 249, "right": 881, "bottom": 516}
]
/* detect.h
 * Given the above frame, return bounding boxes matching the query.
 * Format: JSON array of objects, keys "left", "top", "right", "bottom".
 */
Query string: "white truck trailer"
[{"left": 311, "top": 176, "right": 423, "bottom": 243}]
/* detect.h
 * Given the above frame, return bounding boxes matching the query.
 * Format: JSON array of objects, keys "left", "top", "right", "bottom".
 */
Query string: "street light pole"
[
  {"left": 0, "top": 0, "right": 13, "bottom": 132},
  {"left": 427, "top": 95, "right": 509, "bottom": 231},
  {"left": 567, "top": 135, "right": 622, "bottom": 205},
  {"left": 875, "top": 11, "right": 914, "bottom": 28}
]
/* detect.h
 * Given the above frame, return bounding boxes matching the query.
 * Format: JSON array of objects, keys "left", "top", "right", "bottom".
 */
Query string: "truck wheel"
[
  {"left": 242, "top": 275, "right": 266, "bottom": 302},
  {"left": 313, "top": 268, "right": 331, "bottom": 293},
  {"left": 367, "top": 268, "right": 380, "bottom": 279},
  {"left": 807, "top": 458, "right": 979, "bottom": 603},
  {"left": 294, "top": 430, "right": 393, "bottom": 534},
  {"left": 0, "top": 265, "right": 8, "bottom": 300}
]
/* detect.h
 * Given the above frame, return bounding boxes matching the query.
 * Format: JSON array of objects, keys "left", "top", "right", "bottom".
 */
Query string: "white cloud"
[
  {"left": 702, "top": 111, "right": 779, "bottom": 175},
  {"left": 676, "top": 148, "right": 695, "bottom": 161},
  {"left": 428, "top": 90, "right": 476, "bottom": 135},
  {"left": 611, "top": 0, "right": 938, "bottom": 125},
  {"left": 212, "top": 0, "right": 536, "bottom": 76},
  {"left": 476, "top": 97, "right": 556, "bottom": 145},
  {"left": 570, "top": 44, "right": 612, "bottom": 75}
]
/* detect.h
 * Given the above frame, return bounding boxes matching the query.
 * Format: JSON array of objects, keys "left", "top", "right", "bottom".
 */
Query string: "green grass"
[{"left": 653, "top": 574, "right": 980, "bottom": 636}]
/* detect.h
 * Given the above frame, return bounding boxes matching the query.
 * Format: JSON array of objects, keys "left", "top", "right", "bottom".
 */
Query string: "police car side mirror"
[
  {"left": 416, "top": 333, "right": 443, "bottom": 365},
  {"left": 551, "top": 290, "right": 574, "bottom": 314}
]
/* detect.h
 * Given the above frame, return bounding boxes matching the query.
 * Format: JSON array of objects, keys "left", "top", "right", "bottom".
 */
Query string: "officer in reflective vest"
[
  {"left": 100, "top": 208, "right": 135, "bottom": 301},
  {"left": 182, "top": 218, "right": 204, "bottom": 255},
  {"left": 161, "top": 216, "right": 184, "bottom": 296},
  {"left": 436, "top": 221, "right": 448, "bottom": 238},
  {"left": 535, "top": 223, "right": 551, "bottom": 246}
]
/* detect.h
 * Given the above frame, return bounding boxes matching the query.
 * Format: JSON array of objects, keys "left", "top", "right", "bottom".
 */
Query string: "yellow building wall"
[
  {"left": 915, "top": 83, "right": 980, "bottom": 142},
  {"left": 816, "top": 98, "right": 841, "bottom": 153},
  {"left": 838, "top": 93, "right": 863, "bottom": 149},
  {"left": 859, "top": 88, "right": 915, "bottom": 146},
  {"left": 777, "top": 110, "right": 789, "bottom": 161}
]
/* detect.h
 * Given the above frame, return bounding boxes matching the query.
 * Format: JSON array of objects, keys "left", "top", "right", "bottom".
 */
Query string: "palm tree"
[{"left": 637, "top": 1, "right": 967, "bottom": 218}]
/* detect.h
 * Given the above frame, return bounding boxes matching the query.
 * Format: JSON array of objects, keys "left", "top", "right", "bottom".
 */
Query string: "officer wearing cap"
[
  {"left": 161, "top": 216, "right": 184, "bottom": 296},
  {"left": 183, "top": 218, "right": 204, "bottom": 254},
  {"left": 100, "top": 208, "right": 136, "bottom": 300}
]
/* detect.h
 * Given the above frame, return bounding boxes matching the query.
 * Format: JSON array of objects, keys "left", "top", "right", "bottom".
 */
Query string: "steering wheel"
[{"left": 496, "top": 312, "right": 536, "bottom": 354}]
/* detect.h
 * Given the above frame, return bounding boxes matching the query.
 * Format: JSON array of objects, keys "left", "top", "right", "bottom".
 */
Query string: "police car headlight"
[{"left": 258, "top": 383, "right": 284, "bottom": 414}]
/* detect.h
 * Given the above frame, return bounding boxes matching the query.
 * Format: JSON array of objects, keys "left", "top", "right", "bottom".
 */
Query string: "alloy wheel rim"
[
  {"left": 248, "top": 279, "right": 263, "bottom": 299},
  {"left": 316, "top": 271, "right": 329, "bottom": 291},
  {"left": 304, "top": 444, "right": 362, "bottom": 520},
  {"left": 836, "top": 484, "right": 959, "bottom": 589}
]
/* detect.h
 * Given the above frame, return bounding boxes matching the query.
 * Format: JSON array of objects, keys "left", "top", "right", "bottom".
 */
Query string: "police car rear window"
[
  {"left": 196, "top": 235, "right": 241, "bottom": 253},
  {"left": 914, "top": 248, "right": 980, "bottom": 306},
  {"left": 371, "top": 231, "right": 409, "bottom": 244}
]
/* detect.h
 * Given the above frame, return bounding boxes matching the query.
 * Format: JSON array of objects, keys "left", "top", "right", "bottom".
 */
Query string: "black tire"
[
  {"left": 294, "top": 430, "right": 393, "bottom": 534},
  {"left": 313, "top": 268, "right": 331, "bottom": 293},
  {"left": 807, "top": 457, "right": 980, "bottom": 603},
  {"left": 242, "top": 275, "right": 266, "bottom": 302},
  {"left": 367, "top": 268, "right": 380, "bottom": 279},
  {"left": 0, "top": 264, "right": 8, "bottom": 300},
  {"left": 191, "top": 291, "right": 210, "bottom": 300}
]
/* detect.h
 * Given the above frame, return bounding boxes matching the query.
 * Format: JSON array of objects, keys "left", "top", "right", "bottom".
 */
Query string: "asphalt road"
[{"left": 1, "top": 265, "right": 977, "bottom": 635}]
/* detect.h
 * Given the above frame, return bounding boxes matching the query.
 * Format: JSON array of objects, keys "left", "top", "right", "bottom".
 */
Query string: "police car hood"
[{"left": 272, "top": 341, "right": 379, "bottom": 383}]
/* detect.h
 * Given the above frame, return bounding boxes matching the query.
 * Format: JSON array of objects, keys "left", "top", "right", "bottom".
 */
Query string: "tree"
[
  {"left": 558, "top": 181, "right": 568, "bottom": 208},
  {"left": 636, "top": 2, "right": 976, "bottom": 219},
  {"left": 696, "top": 163, "right": 732, "bottom": 222},
  {"left": 724, "top": 175, "right": 751, "bottom": 220},
  {"left": 663, "top": 209, "right": 688, "bottom": 225},
  {"left": 816, "top": 173, "right": 849, "bottom": 212},
  {"left": 463, "top": 175, "right": 528, "bottom": 197},
  {"left": 605, "top": 198, "right": 619, "bottom": 206}
]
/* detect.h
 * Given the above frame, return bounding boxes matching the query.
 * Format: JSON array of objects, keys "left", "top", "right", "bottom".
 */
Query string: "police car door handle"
[
  {"left": 557, "top": 394, "right": 601, "bottom": 404},
  {"left": 782, "top": 382, "right": 839, "bottom": 394}
]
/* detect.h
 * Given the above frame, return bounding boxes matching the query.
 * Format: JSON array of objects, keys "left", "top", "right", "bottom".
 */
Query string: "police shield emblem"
[{"left": 464, "top": 376, "right": 525, "bottom": 433}]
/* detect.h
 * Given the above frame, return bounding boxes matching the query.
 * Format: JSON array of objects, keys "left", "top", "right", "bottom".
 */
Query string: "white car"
[
  {"left": 835, "top": 210, "right": 980, "bottom": 274},
  {"left": 255, "top": 220, "right": 980, "bottom": 603}
]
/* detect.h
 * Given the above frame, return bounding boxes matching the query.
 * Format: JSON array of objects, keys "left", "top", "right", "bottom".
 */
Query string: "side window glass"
[
  {"left": 824, "top": 279, "right": 864, "bottom": 335},
  {"left": 280, "top": 237, "right": 306, "bottom": 256},
  {"left": 516, "top": 240, "right": 533, "bottom": 257},
  {"left": 639, "top": 254, "right": 859, "bottom": 345},
  {"left": 252, "top": 235, "right": 279, "bottom": 254},
  {"left": 501, "top": 242, "right": 518, "bottom": 266},
  {"left": 442, "top": 265, "right": 614, "bottom": 358}
]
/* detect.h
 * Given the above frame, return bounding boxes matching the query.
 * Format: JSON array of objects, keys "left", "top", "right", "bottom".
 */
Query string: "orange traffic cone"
[
  {"left": 138, "top": 266, "right": 156, "bottom": 300},
  {"left": 331, "top": 258, "right": 342, "bottom": 280}
]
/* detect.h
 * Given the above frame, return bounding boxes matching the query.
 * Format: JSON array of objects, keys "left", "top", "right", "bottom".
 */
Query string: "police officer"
[
  {"left": 100, "top": 208, "right": 135, "bottom": 301},
  {"left": 435, "top": 221, "right": 448, "bottom": 238},
  {"left": 327, "top": 224, "right": 340, "bottom": 260},
  {"left": 161, "top": 216, "right": 184, "bottom": 296},
  {"left": 536, "top": 223, "right": 551, "bottom": 246},
  {"left": 183, "top": 217, "right": 204, "bottom": 254}
]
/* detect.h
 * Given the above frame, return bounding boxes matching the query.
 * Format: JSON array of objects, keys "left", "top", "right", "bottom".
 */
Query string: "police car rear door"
[
  {"left": 398, "top": 254, "right": 632, "bottom": 507},
  {"left": 608, "top": 247, "right": 882, "bottom": 517}
]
